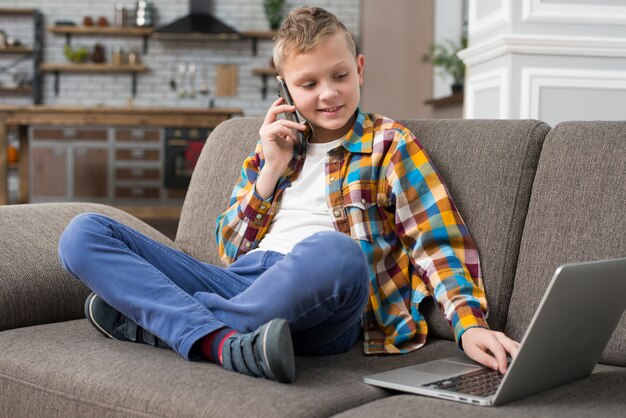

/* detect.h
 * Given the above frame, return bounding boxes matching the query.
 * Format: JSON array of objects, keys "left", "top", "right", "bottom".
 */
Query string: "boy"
[{"left": 58, "top": 7, "right": 518, "bottom": 384}]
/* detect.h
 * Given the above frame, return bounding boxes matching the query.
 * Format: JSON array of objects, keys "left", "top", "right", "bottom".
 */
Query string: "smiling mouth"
[{"left": 318, "top": 106, "right": 342, "bottom": 113}]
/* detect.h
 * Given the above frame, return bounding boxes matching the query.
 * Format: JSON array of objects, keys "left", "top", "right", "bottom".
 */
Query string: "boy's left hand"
[{"left": 461, "top": 328, "right": 520, "bottom": 374}]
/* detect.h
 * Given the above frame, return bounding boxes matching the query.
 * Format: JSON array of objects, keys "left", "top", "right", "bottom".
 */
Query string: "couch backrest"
[
  {"left": 177, "top": 117, "right": 262, "bottom": 265},
  {"left": 505, "top": 122, "right": 626, "bottom": 366},
  {"left": 177, "top": 117, "right": 549, "bottom": 340}
]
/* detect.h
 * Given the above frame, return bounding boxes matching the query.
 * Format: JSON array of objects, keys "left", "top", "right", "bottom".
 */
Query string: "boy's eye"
[
  {"left": 301, "top": 82, "right": 316, "bottom": 89},
  {"left": 336, "top": 72, "right": 348, "bottom": 79}
]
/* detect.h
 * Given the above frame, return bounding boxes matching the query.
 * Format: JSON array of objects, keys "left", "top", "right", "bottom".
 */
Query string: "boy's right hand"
[{"left": 255, "top": 97, "right": 306, "bottom": 199}]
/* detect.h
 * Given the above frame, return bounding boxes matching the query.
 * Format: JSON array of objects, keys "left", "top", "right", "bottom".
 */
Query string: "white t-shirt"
[{"left": 255, "top": 138, "right": 343, "bottom": 254}]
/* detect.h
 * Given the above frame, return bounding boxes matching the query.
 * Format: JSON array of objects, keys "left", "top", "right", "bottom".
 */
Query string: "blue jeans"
[{"left": 58, "top": 213, "right": 369, "bottom": 360}]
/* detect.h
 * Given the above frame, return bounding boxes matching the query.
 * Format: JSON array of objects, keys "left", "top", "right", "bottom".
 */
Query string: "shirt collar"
[{"left": 340, "top": 108, "right": 374, "bottom": 154}]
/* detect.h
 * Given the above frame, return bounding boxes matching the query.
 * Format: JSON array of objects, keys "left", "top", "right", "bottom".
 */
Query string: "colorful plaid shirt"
[{"left": 216, "top": 109, "right": 489, "bottom": 354}]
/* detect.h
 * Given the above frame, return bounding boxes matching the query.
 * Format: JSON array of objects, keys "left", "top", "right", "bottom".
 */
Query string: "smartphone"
[{"left": 278, "top": 79, "right": 305, "bottom": 152}]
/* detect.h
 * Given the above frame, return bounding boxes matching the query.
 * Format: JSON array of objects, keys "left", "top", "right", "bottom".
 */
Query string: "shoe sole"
[
  {"left": 84, "top": 293, "right": 118, "bottom": 340},
  {"left": 262, "top": 318, "right": 296, "bottom": 383}
]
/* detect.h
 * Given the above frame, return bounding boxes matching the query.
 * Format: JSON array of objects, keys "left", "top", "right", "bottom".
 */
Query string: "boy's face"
[{"left": 281, "top": 33, "right": 364, "bottom": 143}]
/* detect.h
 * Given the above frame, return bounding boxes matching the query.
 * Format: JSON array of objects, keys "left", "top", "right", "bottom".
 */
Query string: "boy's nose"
[{"left": 319, "top": 83, "right": 339, "bottom": 101}]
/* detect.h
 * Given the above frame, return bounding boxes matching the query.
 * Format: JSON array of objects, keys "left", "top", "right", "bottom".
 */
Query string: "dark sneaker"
[
  {"left": 84, "top": 292, "right": 169, "bottom": 349},
  {"left": 221, "top": 318, "right": 296, "bottom": 383}
]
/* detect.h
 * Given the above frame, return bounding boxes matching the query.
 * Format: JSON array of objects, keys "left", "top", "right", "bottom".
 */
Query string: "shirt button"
[
  {"left": 361, "top": 198, "right": 367, "bottom": 205},
  {"left": 244, "top": 242, "right": 252, "bottom": 249},
  {"left": 260, "top": 204, "right": 268, "bottom": 210},
  {"left": 256, "top": 214, "right": 263, "bottom": 220},
  {"left": 329, "top": 176, "right": 336, "bottom": 182},
  {"left": 333, "top": 209, "right": 342, "bottom": 218}
]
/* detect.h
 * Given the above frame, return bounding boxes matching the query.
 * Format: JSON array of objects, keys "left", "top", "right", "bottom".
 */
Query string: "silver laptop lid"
[{"left": 493, "top": 258, "right": 626, "bottom": 405}]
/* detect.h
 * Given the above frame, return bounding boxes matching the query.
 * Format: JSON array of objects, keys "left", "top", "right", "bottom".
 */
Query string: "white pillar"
[{"left": 460, "top": 0, "right": 626, "bottom": 125}]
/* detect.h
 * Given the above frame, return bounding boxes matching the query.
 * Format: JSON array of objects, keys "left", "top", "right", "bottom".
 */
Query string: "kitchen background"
[
  {"left": 4, "top": 0, "right": 623, "bottom": 239},
  {"left": 0, "top": 0, "right": 360, "bottom": 115}
]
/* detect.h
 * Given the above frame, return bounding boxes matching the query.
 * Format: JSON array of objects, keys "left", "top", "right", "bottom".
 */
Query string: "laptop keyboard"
[{"left": 422, "top": 368, "right": 504, "bottom": 397}]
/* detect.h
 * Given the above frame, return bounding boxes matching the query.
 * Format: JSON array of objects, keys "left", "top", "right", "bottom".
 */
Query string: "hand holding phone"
[{"left": 278, "top": 79, "right": 305, "bottom": 152}]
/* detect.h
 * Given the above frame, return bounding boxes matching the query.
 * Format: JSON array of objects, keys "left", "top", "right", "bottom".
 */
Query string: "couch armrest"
[{"left": 0, "top": 202, "right": 180, "bottom": 332}]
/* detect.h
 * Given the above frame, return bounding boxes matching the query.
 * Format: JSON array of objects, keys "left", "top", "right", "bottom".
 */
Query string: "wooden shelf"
[
  {"left": 252, "top": 67, "right": 278, "bottom": 76},
  {"left": 424, "top": 91, "right": 464, "bottom": 108},
  {"left": 48, "top": 25, "right": 154, "bottom": 37},
  {"left": 49, "top": 25, "right": 153, "bottom": 54},
  {"left": 0, "top": 46, "right": 33, "bottom": 54},
  {"left": 40, "top": 63, "right": 148, "bottom": 97},
  {"left": 252, "top": 67, "right": 278, "bottom": 99},
  {"left": 0, "top": 86, "right": 33, "bottom": 94},
  {"left": 0, "top": 8, "right": 36, "bottom": 15},
  {"left": 241, "top": 30, "right": 277, "bottom": 39},
  {"left": 40, "top": 63, "right": 148, "bottom": 73},
  {"left": 240, "top": 30, "right": 277, "bottom": 56}
]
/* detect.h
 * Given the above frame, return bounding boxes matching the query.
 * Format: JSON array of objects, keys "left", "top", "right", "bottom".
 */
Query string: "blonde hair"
[{"left": 273, "top": 7, "right": 356, "bottom": 74}]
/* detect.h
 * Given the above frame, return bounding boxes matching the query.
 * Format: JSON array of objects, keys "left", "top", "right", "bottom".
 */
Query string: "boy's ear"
[{"left": 357, "top": 54, "right": 365, "bottom": 85}]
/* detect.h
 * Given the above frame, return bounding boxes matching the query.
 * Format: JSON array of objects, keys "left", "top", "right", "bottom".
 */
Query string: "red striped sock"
[{"left": 200, "top": 328, "right": 238, "bottom": 365}]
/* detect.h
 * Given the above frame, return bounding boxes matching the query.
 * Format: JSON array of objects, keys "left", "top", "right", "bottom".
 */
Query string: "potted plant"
[
  {"left": 421, "top": 36, "right": 468, "bottom": 94},
  {"left": 264, "top": 0, "right": 285, "bottom": 30}
]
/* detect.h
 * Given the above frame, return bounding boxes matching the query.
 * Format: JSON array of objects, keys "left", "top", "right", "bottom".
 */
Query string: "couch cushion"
[
  {"left": 505, "top": 122, "right": 626, "bottom": 366},
  {"left": 0, "top": 320, "right": 459, "bottom": 418},
  {"left": 334, "top": 364, "right": 626, "bottom": 417},
  {"left": 399, "top": 119, "right": 549, "bottom": 339},
  {"left": 178, "top": 117, "right": 549, "bottom": 340},
  {"left": 0, "top": 203, "right": 178, "bottom": 332}
]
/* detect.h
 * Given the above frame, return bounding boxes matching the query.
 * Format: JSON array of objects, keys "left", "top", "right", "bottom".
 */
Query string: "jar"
[
  {"left": 112, "top": 47, "right": 126, "bottom": 65},
  {"left": 134, "top": 1, "right": 155, "bottom": 27},
  {"left": 114, "top": 4, "right": 126, "bottom": 27}
]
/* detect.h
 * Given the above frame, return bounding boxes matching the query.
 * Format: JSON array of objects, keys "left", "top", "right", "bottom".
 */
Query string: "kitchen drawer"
[
  {"left": 32, "top": 127, "right": 108, "bottom": 141},
  {"left": 115, "top": 167, "right": 160, "bottom": 181},
  {"left": 115, "top": 148, "right": 160, "bottom": 162},
  {"left": 115, "top": 186, "right": 161, "bottom": 199},
  {"left": 74, "top": 147, "right": 108, "bottom": 198},
  {"left": 115, "top": 128, "right": 161, "bottom": 143},
  {"left": 31, "top": 147, "right": 67, "bottom": 198}
]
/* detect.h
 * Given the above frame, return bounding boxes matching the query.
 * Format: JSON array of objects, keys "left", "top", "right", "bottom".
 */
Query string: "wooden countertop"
[{"left": 0, "top": 105, "right": 243, "bottom": 128}]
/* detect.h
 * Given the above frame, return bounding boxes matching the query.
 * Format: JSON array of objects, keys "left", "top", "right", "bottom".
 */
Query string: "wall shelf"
[
  {"left": 241, "top": 30, "right": 276, "bottom": 56},
  {"left": 40, "top": 63, "right": 148, "bottom": 97},
  {"left": 0, "top": 8, "right": 43, "bottom": 104},
  {"left": 424, "top": 91, "right": 464, "bottom": 108},
  {"left": 252, "top": 67, "right": 278, "bottom": 99},
  {"left": 0, "top": 86, "right": 33, "bottom": 94},
  {"left": 48, "top": 25, "right": 154, "bottom": 53},
  {"left": 0, "top": 46, "right": 34, "bottom": 54}
]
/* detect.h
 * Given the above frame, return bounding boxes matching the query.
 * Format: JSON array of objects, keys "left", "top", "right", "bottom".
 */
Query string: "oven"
[{"left": 163, "top": 127, "right": 212, "bottom": 188}]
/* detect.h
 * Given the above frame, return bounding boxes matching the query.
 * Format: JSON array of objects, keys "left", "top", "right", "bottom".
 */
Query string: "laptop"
[{"left": 363, "top": 258, "right": 626, "bottom": 406}]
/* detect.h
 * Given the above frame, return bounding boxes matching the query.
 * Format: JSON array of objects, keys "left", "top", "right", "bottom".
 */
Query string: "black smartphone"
[{"left": 278, "top": 79, "right": 305, "bottom": 152}]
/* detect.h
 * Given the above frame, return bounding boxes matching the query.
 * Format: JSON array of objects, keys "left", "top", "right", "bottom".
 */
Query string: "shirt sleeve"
[
  {"left": 385, "top": 128, "right": 490, "bottom": 346},
  {"left": 215, "top": 139, "right": 274, "bottom": 265}
]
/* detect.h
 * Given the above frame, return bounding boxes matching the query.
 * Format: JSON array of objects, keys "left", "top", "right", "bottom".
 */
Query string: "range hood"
[{"left": 155, "top": 0, "right": 240, "bottom": 39}]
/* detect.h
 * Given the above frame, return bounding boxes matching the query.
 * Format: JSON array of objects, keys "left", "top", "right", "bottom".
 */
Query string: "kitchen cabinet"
[
  {"left": 0, "top": 8, "right": 43, "bottom": 104},
  {"left": 30, "top": 126, "right": 109, "bottom": 201},
  {"left": 30, "top": 146, "right": 66, "bottom": 197},
  {"left": 0, "top": 105, "right": 243, "bottom": 208},
  {"left": 73, "top": 147, "right": 108, "bottom": 198}
]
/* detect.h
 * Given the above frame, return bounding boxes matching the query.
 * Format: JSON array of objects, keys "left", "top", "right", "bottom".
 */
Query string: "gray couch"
[{"left": 0, "top": 117, "right": 624, "bottom": 417}]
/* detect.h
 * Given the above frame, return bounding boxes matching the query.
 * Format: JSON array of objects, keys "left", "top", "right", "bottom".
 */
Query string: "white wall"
[{"left": 461, "top": 0, "right": 626, "bottom": 125}]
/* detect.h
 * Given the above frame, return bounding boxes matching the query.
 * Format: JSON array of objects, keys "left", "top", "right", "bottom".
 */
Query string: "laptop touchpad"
[{"left": 411, "top": 360, "right": 482, "bottom": 377}]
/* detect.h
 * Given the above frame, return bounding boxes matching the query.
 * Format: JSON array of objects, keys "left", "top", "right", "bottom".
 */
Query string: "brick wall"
[{"left": 0, "top": 0, "right": 361, "bottom": 115}]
